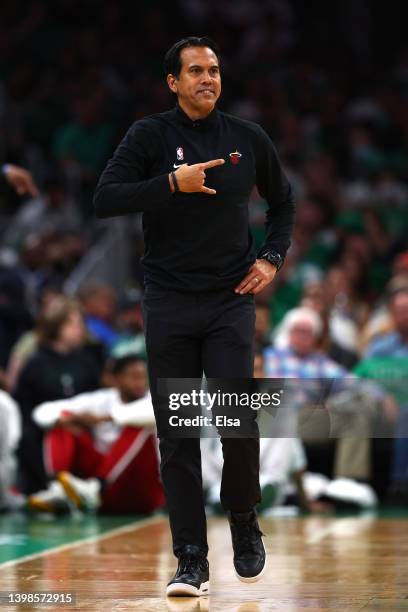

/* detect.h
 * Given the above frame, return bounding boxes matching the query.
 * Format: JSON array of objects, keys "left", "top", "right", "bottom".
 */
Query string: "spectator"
[
  {"left": 28, "top": 355, "right": 164, "bottom": 515},
  {"left": 14, "top": 295, "right": 102, "bottom": 494},
  {"left": 6, "top": 286, "right": 62, "bottom": 392},
  {"left": 0, "top": 260, "right": 33, "bottom": 369},
  {"left": 365, "top": 288, "right": 408, "bottom": 358},
  {"left": 265, "top": 307, "right": 378, "bottom": 482},
  {"left": 279, "top": 277, "right": 360, "bottom": 368},
  {"left": 0, "top": 387, "right": 24, "bottom": 511},
  {"left": 322, "top": 264, "right": 367, "bottom": 365},
  {"left": 359, "top": 273, "right": 408, "bottom": 354},
  {"left": 53, "top": 92, "right": 115, "bottom": 218},
  {"left": 4, "top": 173, "right": 81, "bottom": 250},
  {"left": 361, "top": 288, "right": 408, "bottom": 504},
  {"left": 77, "top": 282, "right": 119, "bottom": 351},
  {"left": 109, "top": 286, "right": 146, "bottom": 359}
]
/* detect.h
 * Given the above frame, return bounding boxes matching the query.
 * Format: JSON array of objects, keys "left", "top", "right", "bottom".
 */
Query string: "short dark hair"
[
  {"left": 110, "top": 355, "right": 146, "bottom": 375},
  {"left": 163, "top": 36, "right": 220, "bottom": 78}
]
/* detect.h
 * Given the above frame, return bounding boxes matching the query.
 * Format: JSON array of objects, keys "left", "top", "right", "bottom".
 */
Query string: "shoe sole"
[
  {"left": 27, "top": 498, "right": 68, "bottom": 514},
  {"left": 166, "top": 580, "right": 210, "bottom": 597},
  {"left": 57, "top": 472, "right": 84, "bottom": 510},
  {"left": 234, "top": 551, "right": 267, "bottom": 583}
]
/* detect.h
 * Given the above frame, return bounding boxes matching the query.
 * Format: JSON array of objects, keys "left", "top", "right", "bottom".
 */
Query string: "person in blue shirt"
[
  {"left": 365, "top": 289, "right": 408, "bottom": 359},
  {"left": 364, "top": 288, "right": 408, "bottom": 505}
]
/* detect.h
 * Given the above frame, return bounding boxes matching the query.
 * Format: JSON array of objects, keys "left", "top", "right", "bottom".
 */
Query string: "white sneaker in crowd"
[
  {"left": 58, "top": 471, "right": 101, "bottom": 512},
  {"left": 27, "top": 481, "right": 70, "bottom": 513}
]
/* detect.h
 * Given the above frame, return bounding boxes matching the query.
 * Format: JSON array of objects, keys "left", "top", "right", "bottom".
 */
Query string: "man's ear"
[{"left": 167, "top": 74, "right": 178, "bottom": 94}]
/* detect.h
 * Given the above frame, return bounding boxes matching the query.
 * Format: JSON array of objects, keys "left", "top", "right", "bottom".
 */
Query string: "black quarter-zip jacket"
[{"left": 94, "top": 104, "right": 295, "bottom": 293}]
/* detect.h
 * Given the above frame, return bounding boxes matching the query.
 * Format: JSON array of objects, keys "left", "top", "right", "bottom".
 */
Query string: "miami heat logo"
[{"left": 229, "top": 150, "right": 242, "bottom": 165}]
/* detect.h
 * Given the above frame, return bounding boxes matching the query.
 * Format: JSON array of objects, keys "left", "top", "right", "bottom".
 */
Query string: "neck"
[
  {"left": 120, "top": 391, "right": 139, "bottom": 404},
  {"left": 178, "top": 99, "right": 214, "bottom": 121}
]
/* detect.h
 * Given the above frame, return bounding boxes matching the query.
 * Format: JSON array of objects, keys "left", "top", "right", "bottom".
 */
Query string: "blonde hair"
[{"left": 36, "top": 296, "right": 81, "bottom": 344}]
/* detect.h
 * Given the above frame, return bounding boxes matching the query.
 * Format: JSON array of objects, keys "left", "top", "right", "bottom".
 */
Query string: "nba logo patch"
[
  {"left": 229, "top": 150, "right": 242, "bottom": 165},
  {"left": 176, "top": 147, "right": 184, "bottom": 161}
]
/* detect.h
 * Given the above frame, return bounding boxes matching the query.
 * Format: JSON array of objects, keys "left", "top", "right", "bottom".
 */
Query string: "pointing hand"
[{"left": 172, "top": 159, "right": 225, "bottom": 195}]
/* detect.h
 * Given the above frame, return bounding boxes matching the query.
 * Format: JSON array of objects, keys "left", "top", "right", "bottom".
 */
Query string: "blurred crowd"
[{"left": 1, "top": 0, "right": 408, "bottom": 514}]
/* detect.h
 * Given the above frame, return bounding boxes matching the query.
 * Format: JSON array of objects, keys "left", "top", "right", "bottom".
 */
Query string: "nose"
[{"left": 201, "top": 71, "right": 212, "bottom": 84}]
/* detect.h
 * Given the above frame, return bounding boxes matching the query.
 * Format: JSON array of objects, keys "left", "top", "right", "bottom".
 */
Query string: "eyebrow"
[{"left": 188, "top": 64, "right": 220, "bottom": 70}]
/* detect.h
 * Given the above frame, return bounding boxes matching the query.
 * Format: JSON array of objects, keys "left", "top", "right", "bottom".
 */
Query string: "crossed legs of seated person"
[{"left": 28, "top": 426, "right": 164, "bottom": 514}]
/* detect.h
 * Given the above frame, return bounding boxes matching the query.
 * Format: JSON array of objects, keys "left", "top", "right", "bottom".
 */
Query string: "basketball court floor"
[{"left": 0, "top": 510, "right": 407, "bottom": 610}]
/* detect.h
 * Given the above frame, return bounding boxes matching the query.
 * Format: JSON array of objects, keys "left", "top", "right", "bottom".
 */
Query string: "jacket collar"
[{"left": 173, "top": 103, "right": 219, "bottom": 128}]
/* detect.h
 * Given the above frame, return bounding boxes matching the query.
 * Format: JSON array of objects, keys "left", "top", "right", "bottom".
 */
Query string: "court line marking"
[{"left": 0, "top": 514, "right": 166, "bottom": 570}]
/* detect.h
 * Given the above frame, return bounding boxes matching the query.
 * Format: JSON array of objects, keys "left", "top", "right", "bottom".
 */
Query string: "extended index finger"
[{"left": 201, "top": 158, "right": 225, "bottom": 170}]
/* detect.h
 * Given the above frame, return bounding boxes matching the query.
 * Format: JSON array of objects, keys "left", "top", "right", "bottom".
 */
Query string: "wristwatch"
[{"left": 257, "top": 249, "right": 284, "bottom": 271}]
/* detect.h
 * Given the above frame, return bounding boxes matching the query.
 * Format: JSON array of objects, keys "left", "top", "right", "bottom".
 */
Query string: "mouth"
[{"left": 197, "top": 89, "right": 215, "bottom": 95}]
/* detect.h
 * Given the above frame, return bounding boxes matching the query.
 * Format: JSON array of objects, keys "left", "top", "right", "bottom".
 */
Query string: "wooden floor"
[{"left": 1, "top": 514, "right": 408, "bottom": 611}]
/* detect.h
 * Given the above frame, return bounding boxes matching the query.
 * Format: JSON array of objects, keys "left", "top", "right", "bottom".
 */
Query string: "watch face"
[{"left": 264, "top": 252, "right": 282, "bottom": 270}]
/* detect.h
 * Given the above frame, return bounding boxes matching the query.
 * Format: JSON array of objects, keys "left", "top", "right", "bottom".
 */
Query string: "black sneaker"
[
  {"left": 228, "top": 509, "right": 266, "bottom": 582},
  {"left": 166, "top": 545, "right": 210, "bottom": 597}
]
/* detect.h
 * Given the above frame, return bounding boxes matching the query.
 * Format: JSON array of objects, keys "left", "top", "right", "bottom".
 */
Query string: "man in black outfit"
[{"left": 94, "top": 36, "right": 295, "bottom": 598}]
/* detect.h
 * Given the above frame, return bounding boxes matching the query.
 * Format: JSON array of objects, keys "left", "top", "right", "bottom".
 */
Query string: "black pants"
[
  {"left": 142, "top": 283, "right": 261, "bottom": 557},
  {"left": 17, "top": 424, "right": 47, "bottom": 495}
]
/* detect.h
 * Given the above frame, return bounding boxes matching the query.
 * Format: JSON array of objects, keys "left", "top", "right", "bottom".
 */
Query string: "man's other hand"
[{"left": 235, "top": 259, "right": 277, "bottom": 295}]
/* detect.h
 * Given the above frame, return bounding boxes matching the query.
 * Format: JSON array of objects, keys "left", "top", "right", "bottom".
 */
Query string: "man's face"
[
  {"left": 59, "top": 311, "right": 86, "bottom": 349},
  {"left": 84, "top": 289, "right": 117, "bottom": 322},
  {"left": 115, "top": 361, "right": 148, "bottom": 402},
  {"left": 289, "top": 320, "right": 317, "bottom": 356},
  {"left": 167, "top": 46, "right": 221, "bottom": 116}
]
